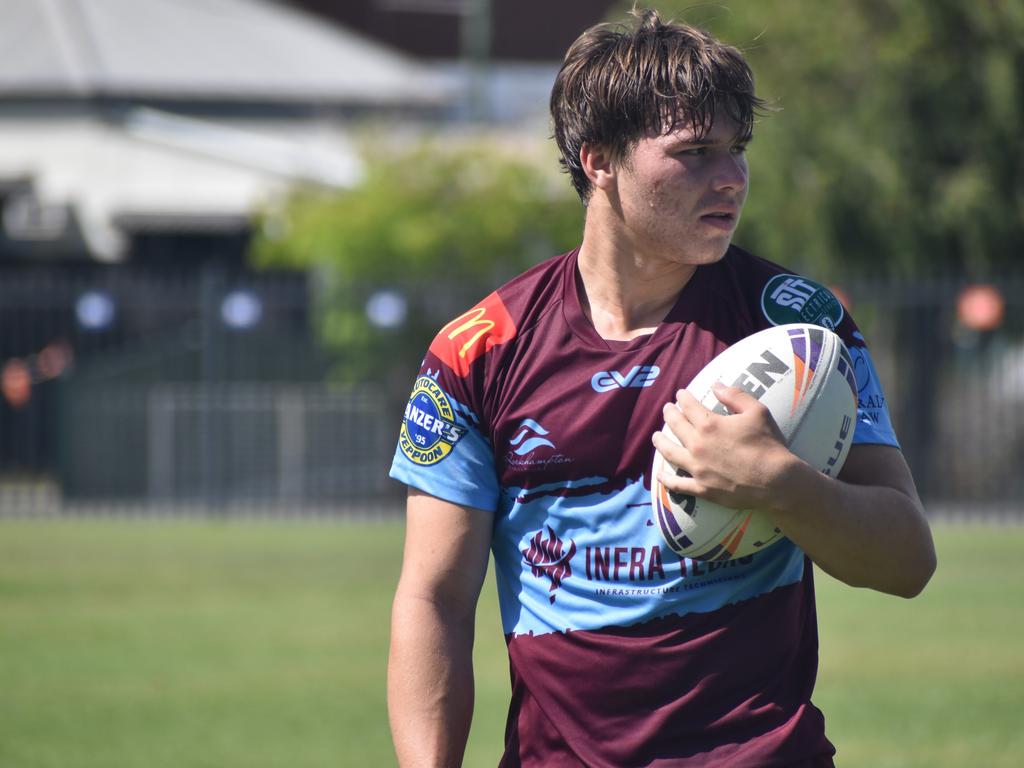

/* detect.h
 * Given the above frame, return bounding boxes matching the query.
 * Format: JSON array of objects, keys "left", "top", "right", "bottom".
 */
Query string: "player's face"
[{"left": 614, "top": 114, "right": 749, "bottom": 267}]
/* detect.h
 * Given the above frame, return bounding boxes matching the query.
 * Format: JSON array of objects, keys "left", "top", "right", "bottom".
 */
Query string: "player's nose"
[{"left": 712, "top": 153, "right": 748, "bottom": 193}]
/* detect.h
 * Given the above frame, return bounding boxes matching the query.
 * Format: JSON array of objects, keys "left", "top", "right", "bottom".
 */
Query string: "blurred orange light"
[
  {"left": 957, "top": 284, "right": 1005, "bottom": 332},
  {"left": 2, "top": 359, "right": 32, "bottom": 409}
]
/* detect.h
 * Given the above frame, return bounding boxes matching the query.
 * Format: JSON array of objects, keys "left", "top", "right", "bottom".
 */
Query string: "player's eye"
[{"left": 731, "top": 144, "right": 748, "bottom": 156}]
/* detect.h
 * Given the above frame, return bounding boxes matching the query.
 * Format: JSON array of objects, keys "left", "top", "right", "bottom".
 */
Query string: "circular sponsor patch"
[
  {"left": 399, "top": 376, "right": 464, "bottom": 466},
  {"left": 761, "top": 274, "right": 845, "bottom": 330}
]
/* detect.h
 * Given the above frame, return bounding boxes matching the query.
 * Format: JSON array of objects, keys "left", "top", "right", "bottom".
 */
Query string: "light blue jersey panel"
[
  {"left": 493, "top": 478, "right": 806, "bottom": 637},
  {"left": 850, "top": 334, "right": 899, "bottom": 447}
]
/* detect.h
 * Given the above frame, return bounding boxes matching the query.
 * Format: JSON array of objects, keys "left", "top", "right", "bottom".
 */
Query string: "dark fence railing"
[
  {"left": 837, "top": 274, "right": 1024, "bottom": 514},
  {"left": 59, "top": 382, "right": 395, "bottom": 508},
  {"left": 1, "top": 265, "right": 1021, "bottom": 517}
]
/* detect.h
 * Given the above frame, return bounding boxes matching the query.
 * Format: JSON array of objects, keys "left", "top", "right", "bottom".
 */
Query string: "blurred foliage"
[
  {"left": 252, "top": 138, "right": 582, "bottom": 388},
  {"left": 615, "top": 0, "right": 1024, "bottom": 279}
]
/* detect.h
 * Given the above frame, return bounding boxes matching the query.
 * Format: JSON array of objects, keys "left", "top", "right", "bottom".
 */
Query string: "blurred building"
[{"left": 0, "top": 0, "right": 448, "bottom": 266}]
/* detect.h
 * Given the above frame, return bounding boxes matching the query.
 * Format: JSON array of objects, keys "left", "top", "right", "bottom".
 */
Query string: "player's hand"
[{"left": 651, "top": 382, "right": 799, "bottom": 512}]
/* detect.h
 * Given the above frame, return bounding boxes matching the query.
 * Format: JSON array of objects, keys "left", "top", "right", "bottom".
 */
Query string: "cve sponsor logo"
[{"left": 591, "top": 365, "right": 661, "bottom": 393}]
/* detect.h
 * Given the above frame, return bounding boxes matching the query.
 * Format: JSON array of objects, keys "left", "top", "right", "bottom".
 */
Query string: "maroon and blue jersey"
[{"left": 390, "top": 246, "right": 897, "bottom": 767}]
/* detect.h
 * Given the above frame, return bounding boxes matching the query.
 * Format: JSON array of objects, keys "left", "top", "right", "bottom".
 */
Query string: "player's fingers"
[
  {"left": 656, "top": 460, "right": 703, "bottom": 496},
  {"left": 651, "top": 430, "right": 693, "bottom": 474},
  {"left": 709, "top": 381, "right": 760, "bottom": 414},
  {"left": 673, "top": 389, "right": 714, "bottom": 428},
  {"left": 710, "top": 382, "right": 782, "bottom": 437},
  {"left": 659, "top": 396, "right": 698, "bottom": 444}
]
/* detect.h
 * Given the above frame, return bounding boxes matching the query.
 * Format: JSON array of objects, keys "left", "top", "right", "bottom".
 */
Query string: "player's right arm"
[{"left": 388, "top": 487, "right": 493, "bottom": 768}]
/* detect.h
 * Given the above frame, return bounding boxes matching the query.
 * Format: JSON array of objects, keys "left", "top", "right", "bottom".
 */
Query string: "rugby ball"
[{"left": 651, "top": 323, "right": 859, "bottom": 561}]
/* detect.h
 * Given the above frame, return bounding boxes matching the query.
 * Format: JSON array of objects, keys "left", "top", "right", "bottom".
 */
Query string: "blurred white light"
[
  {"left": 366, "top": 290, "right": 408, "bottom": 329},
  {"left": 221, "top": 290, "right": 263, "bottom": 330},
  {"left": 75, "top": 291, "right": 116, "bottom": 331}
]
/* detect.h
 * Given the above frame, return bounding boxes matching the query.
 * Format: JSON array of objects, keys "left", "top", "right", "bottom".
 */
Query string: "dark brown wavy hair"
[{"left": 551, "top": 7, "right": 765, "bottom": 202}]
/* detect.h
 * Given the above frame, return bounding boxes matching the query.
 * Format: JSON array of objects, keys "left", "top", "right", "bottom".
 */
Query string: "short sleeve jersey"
[{"left": 390, "top": 246, "right": 898, "bottom": 768}]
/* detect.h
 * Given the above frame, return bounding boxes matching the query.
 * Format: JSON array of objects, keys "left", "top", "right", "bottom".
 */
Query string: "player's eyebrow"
[
  {"left": 669, "top": 135, "right": 742, "bottom": 148},
  {"left": 678, "top": 134, "right": 753, "bottom": 147}
]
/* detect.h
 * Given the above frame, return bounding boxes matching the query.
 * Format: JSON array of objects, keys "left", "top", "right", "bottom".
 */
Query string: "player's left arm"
[
  {"left": 771, "top": 441, "right": 936, "bottom": 598},
  {"left": 654, "top": 383, "right": 937, "bottom": 598}
]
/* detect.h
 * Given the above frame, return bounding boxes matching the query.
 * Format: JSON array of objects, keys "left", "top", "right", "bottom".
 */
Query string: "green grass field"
[{"left": 1, "top": 519, "right": 1021, "bottom": 767}]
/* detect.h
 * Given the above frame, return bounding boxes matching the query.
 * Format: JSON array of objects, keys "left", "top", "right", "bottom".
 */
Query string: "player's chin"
[
  {"left": 691, "top": 237, "right": 733, "bottom": 265},
  {"left": 663, "top": 230, "right": 733, "bottom": 266}
]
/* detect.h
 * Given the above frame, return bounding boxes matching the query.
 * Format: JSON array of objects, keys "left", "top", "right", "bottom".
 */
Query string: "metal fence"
[
  {"left": 1, "top": 264, "right": 1022, "bottom": 518},
  {"left": 61, "top": 383, "right": 393, "bottom": 506},
  {"left": 844, "top": 275, "right": 1024, "bottom": 517}
]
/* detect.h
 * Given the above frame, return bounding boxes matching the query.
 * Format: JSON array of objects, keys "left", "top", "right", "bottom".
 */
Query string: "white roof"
[
  {"left": 0, "top": 0, "right": 445, "bottom": 105},
  {"left": 0, "top": 109, "right": 364, "bottom": 261}
]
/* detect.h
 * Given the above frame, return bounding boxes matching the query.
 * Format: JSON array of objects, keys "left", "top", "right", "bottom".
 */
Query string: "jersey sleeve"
[
  {"left": 845, "top": 330, "right": 900, "bottom": 448},
  {"left": 388, "top": 372, "right": 500, "bottom": 511},
  {"left": 388, "top": 291, "right": 516, "bottom": 513}
]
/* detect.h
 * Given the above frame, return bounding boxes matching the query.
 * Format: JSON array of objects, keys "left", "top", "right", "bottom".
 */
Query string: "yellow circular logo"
[{"left": 399, "top": 377, "right": 466, "bottom": 466}]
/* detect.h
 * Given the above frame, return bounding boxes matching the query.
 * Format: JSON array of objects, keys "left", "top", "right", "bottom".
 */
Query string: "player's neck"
[{"left": 576, "top": 229, "right": 696, "bottom": 342}]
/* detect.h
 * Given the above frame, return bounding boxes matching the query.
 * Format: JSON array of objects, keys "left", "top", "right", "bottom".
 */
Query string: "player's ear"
[{"left": 580, "top": 142, "right": 616, "bottom": 192}]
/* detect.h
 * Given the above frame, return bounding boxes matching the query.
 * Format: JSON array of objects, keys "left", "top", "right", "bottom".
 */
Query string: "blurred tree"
[
  {"left": 252, "top": 138, "right": 583, "bottom": 393},
  {"left": 614, "top": 0, "right": 1024, "bottom": 279}
]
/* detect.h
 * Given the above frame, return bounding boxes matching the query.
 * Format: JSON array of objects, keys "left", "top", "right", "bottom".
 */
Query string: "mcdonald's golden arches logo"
[{"left": 429, "top": 292, "right": 517, "bottom": 376}]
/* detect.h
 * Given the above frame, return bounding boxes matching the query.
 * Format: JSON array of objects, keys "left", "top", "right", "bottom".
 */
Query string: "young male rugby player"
[{"left": 388, "top": 9, "right": 936, "bottom": 767}]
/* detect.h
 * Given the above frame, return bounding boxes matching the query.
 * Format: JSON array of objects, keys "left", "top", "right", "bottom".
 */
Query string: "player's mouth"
[{"left": 699, "top": 209, "right": 737, "bottom": 231}]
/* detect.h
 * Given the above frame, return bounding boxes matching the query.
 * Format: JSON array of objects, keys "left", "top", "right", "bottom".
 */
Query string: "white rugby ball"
[{"left": 652, "top": 323, "right": 859, "bottom": 561}]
